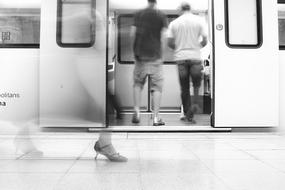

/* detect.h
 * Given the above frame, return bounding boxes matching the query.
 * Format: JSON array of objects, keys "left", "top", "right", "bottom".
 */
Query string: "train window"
[
  {"left": 117, "top": 14, "right": 177, "bottom": 64},
  {"left": 0, "top": 8, "right": 40, "bottom": 48},
  {"left": 56, "top": 0, "right": 95, "bottom": 47},
  {"left": 225, "top": 0, "right": 262, "bottom": 48},
  {"left": 279, "top": 2, "right": 285, "bottom": 50}
]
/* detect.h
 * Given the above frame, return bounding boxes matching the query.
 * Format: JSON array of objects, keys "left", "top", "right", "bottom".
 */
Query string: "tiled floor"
[{"left": 1, "top": 132, "right": 285, "bottom": 190}]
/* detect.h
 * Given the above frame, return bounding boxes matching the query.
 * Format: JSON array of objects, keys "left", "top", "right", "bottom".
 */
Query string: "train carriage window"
[
  {"left": 56, "top": 0, "right": 95, "bottom": 47},
  {"left": 117, "top": 14, "right": 178, "bottom": 64},
  {"left": 279, "top": 2, "right": 285, "bottom": 50},
  {"left": 225, "top": 0, "right": 262, "bottom": 48},
  {"left": 0, "top": 9, "right": 40, "bottom": 48}
]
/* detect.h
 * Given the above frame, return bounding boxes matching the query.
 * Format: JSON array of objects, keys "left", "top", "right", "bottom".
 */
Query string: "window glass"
[
  {"left": 57, "top": 0, "right": 95, "bottom": 47},
  {"left": 0, "top": 9, "right": 40, "bottom": 48},
  {"left": 279, "top": 4, "right": 285, "bottom": 48},
  {"left": 225, "top": 0, "right": 262, "bottom": 47}
]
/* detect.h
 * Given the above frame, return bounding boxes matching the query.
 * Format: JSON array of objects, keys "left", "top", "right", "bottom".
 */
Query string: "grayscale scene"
[{"left": 1, "top": 0, "right": 285, "bottom": 189}]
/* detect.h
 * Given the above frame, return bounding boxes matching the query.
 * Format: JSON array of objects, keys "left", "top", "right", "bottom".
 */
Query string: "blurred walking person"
[
  {"left": 131, "top": 0, "right": 168, "bottom": 126},
  {"left": 76, "top": 9, "right": 127, "bottom": 162}
]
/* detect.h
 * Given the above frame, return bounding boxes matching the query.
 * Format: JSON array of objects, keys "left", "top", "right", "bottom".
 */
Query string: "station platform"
[{"left": 0, "top": 131, "right": 285, "bottom": 190}]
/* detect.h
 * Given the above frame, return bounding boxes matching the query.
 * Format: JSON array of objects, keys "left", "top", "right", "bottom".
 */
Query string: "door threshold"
[{"left": 88, "top": 125, "right": 231, "bottom": 132}]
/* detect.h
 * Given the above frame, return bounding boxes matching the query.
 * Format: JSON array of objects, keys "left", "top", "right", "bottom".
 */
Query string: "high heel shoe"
[{"left": 94, "top": 141, "right": 128, "bottom": 162}]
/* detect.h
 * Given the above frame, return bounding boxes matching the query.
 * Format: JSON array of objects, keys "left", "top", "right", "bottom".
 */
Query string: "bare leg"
[
  {"left": 97, "top": 132, "right": 116, "bottom": 154},
  {"left": 152, "top": 91, "right": 165, "bottom": 125},
  {"left": 133, "top": 85, "right": 142, "bottom": 116},
  {"left": 132, "top": 86, "right": 142, "bottom": 124},
  {"left": 152, "top": 91, "right": 161, "bottom": 119},
  {"left": 98, "top": 132, "right": 111, "bottom": 146},
  {"left": 95, "top": 132, "right": 127, "bottom": 162}
]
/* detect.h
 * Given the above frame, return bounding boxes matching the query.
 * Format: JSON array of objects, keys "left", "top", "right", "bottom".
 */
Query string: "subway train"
[{"left": 0, "top": 0, "right": 284, "bottom": 131}]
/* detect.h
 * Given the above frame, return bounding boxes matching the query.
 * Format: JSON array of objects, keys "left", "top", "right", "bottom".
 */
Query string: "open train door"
[
  {"left": 213, "top": 0, "right": 279, "bottom": 127},
  {"left": 40, "top": 0, "right": 108, "bottom": 128}
]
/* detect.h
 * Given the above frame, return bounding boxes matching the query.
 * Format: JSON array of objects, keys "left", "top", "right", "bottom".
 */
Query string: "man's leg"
[
  {"left": 190, "top": 61, "right": 203, "bottom": 114},
  {"left": 177, "top": 61, "right": 191, "bottom": 117},
  {"left": 152, "top": 90, "right": 162, "bottom": 121},
  {"left": 133, "top": 85, "right": 142, "bottom": 117},
  {"left": 150, "top": 63, "right": 165, "bottom": 125},
  {"left": 132, "top": 62, "right": 146, "bottom": 123},
  {"left": 193, "top": 87, "right": 200, "bottom": 104}
]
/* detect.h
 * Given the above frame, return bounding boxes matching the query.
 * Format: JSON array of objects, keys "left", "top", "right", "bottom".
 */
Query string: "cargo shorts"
[{"left": 133, "top": 59, "right": 163, "bottom": 92}]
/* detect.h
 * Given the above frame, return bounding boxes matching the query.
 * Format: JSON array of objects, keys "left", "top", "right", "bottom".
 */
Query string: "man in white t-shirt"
[{"left": 167, "top": 2, "right": 208, "bottom": 123}]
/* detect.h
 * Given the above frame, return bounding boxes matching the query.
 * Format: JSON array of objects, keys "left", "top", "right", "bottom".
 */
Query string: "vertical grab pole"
[{"left": 147, "top": 75, "right": 152, "bottom": 112}]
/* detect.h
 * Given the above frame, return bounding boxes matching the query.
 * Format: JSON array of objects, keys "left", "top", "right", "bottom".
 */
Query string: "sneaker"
[
  {"left": 153, "top": 118, "right": 165, "bottom": 126},
  {"left": 185, "top": 110, "right": 196, "bottom": 124},
  {"left": 132, "top": 113, "right": 140, "bottom": 124},
  {"left": 186, "top": 110, "right": 194, "bottom": 119},
  {"left": 191, "top": 104, "right": 202, "bottom": 114},
  {"left": 187, "top": 117, "right": 197, "bottom": 124},
  {"left": 180, "top": 114, "right": 187, "bottom": 121}
]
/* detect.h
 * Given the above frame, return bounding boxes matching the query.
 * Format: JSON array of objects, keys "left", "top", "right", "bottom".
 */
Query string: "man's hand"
[
  {"left": 200, "top": 36, "right": 208, "bottom": 48},
  {"left": 167, "top": 37, "right": 175, "bottom": 50}
]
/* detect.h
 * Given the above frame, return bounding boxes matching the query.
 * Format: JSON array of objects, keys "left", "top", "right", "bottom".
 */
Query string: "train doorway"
[{"left": 107, "top": 0, "right": 215, "bottom": 131}]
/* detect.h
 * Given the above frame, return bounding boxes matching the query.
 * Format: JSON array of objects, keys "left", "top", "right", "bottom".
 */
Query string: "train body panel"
[
  {"left": 214, "top": 0, "right": 279, "bottom": 127},
  {"left": 0, "top": 0, "right": 284, "bottom": 129},
  {"left": 0, "top": 1, "right": 40, "bottom": 122},
  {"left": 280, "top": 54, "right": 285, "bottom": 130},
  {"left": 0, "top": 50, "right": 39, "bottom": 122},
  {"left": 39, "top": 0, "right": 107, "bottom": 127}
]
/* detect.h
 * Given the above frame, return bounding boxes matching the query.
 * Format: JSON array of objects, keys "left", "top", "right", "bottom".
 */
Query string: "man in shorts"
[
  {"left": 131, "top": 0, "right": 167, "bottom": 126},
  {"left": 167, "top": 2, "right": 208, "bottom": 123}
]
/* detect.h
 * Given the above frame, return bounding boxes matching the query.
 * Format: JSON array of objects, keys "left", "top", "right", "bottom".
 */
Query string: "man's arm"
[
  {"left": 166, "top": 22, "right": 175, "bottom": 50},
  {"left": 167, "top": 37, "right": 175, "bottom": 50},
  {"left": 131, "top": 12, "right": 139, "bottom": 47},
  {"left": 200, "top": 35, "right": 208, "bottom": 48},
  {"left": 130, "top": 26, "right": 136, "bottom": 42},
  {"left": 199, "top": 20, "right": 208, "bottom": 48}
]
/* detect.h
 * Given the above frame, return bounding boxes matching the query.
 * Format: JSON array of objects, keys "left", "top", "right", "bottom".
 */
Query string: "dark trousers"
[{"left": 177, "top": 60, "right": 203, "bottom": 117}]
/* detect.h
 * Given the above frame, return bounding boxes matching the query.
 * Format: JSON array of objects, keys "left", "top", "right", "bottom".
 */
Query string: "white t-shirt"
[{"left": 167, "top": 12, "right": 207, "bottom": 61}]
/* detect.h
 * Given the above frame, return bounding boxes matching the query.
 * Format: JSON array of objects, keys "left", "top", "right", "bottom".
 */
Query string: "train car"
[
  {"left": 39, "top": 0, "right": 107, "bottom": 128},
  {"left": 0, "top": 0, "right": 40, "bottom": 125},
  {"left": 279, "top": 0, "right": 285, "bottom": 131},
  {"left": 0, "top": 0, "right": 284, "bottom": 131}
]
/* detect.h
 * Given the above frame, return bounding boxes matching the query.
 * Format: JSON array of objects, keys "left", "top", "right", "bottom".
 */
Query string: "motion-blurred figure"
[
  {"left": 107, "top": 90, "right": 123, "bottom": 119},
  {"left": 13, "top": 120, "right": 43, "bottom": 156},
  {"left": 167, "top": 2, "right": 208, "bottom": 123},
  {"left": 77, "top": 9, "right": 127, "bottom": 162},
  {"left": 131, "top": 0, "right": 168, "bottom": 126}
]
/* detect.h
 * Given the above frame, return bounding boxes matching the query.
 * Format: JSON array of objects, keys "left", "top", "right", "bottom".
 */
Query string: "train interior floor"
[
  {"left": 0, "top": 131, "right": 285, "bottom": 190},
  {"left": 109, "top": 113, "right": 210, "bottom": 126},
  {"left": 107, "top": 113, "right": 225, "bottom": 131}
]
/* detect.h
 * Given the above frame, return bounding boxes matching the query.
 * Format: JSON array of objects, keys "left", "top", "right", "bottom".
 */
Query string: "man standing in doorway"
[
  {"left": 167, "top": 2, "right": 208, "bottom": 123},
  {"left": 131, "top": 0, "right": 168, "bottom": 126}
]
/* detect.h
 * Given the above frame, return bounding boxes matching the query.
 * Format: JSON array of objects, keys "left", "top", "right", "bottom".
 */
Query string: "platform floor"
[{"left": 1, "top": 132, "right": 285, "bottom": 190}]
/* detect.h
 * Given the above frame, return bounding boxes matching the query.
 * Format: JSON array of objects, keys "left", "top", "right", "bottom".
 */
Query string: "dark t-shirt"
[{"left": 133, "top": 8, "right": 167, "bottom": 61}]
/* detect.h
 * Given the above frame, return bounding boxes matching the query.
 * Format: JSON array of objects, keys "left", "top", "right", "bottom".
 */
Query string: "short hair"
[
  {"left": 148, "top": 0, "right": 157, "bottom": 3},
  {"left": 180, "top": 2, "right": 191, "bottom": 11}
]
